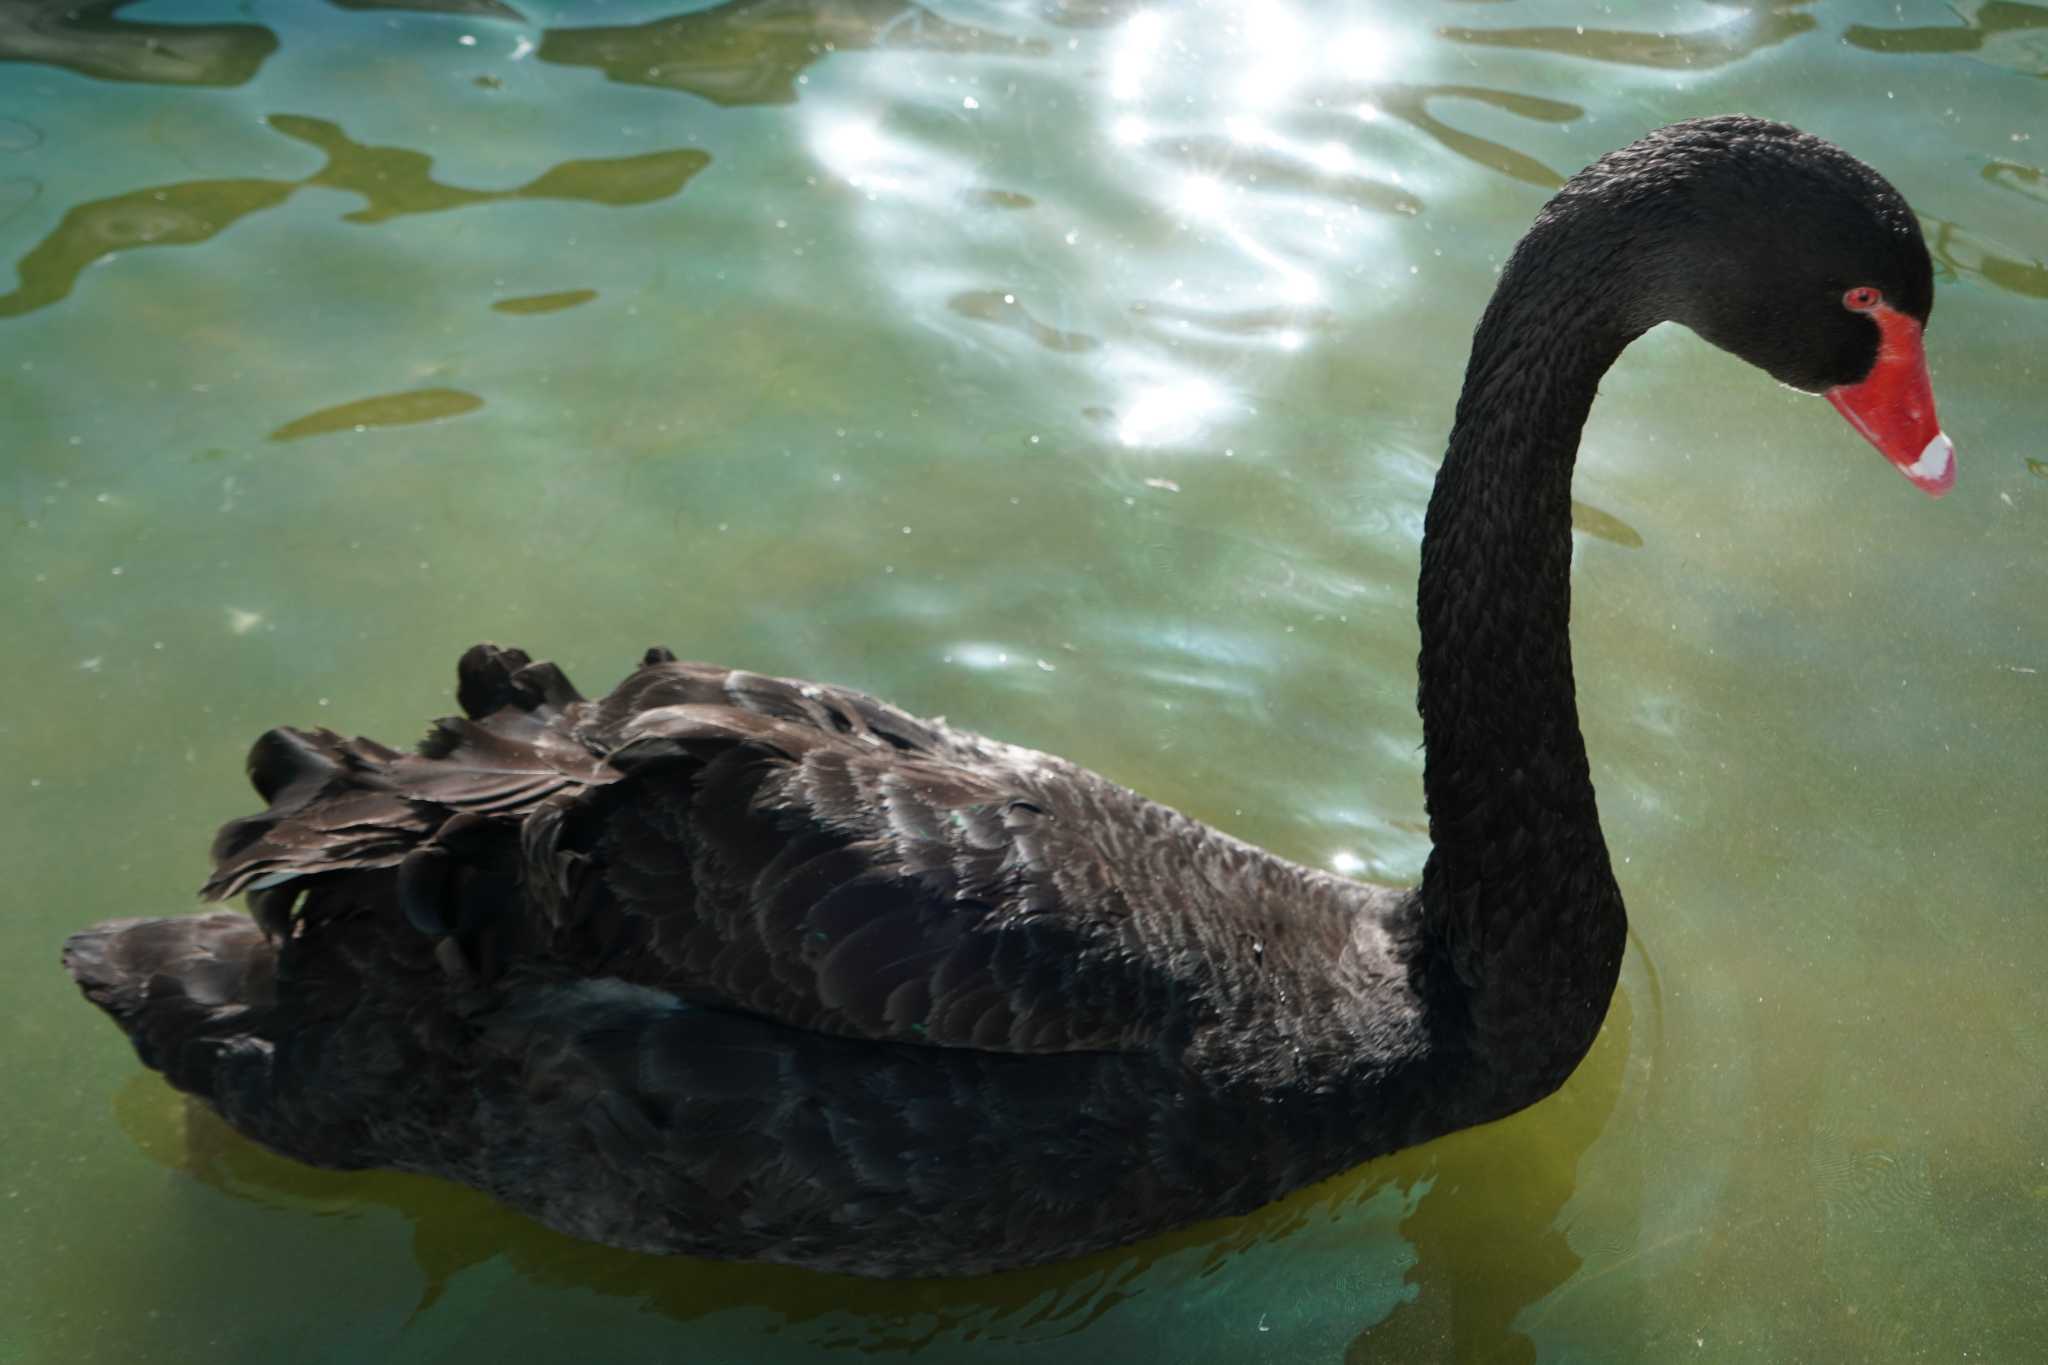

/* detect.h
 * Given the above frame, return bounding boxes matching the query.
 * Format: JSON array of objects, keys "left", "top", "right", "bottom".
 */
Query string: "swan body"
[{"left": 64, "top": 117, "right": 1949, "bottom": 1277}]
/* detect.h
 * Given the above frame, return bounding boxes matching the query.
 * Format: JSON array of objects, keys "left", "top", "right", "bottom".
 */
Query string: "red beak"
[{"left": 1824, "top": 305, "right": 1954, "bottom": 497}]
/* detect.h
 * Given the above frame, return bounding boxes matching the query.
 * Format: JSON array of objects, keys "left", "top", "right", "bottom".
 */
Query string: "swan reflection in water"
[{"left": 109, "top": 986, "right": 1635, "bottom": 1358}]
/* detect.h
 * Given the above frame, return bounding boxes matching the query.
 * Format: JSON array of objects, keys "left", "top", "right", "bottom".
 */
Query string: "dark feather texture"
[
  {"left": 63, "top": 117, "right": 1939, "bottom": 1276},
  {"left": 84, "top": 644, "right": 1431, "bottom": 1274}
]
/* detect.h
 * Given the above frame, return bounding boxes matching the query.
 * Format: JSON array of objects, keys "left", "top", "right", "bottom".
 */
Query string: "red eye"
[{"left": 1843, "top": 286, "right": 1882, "bottom": 312}]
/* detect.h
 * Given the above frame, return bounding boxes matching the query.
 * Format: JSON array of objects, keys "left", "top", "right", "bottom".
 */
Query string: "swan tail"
[
  {"left": 198, "top": 644, "right": 621, "bottom": 941},
  {"left": 61, "top": 912, "right": 278, "bottom": 1101},
  {"left": 199, "top": 725, "right": 436, "bottom": 923}
]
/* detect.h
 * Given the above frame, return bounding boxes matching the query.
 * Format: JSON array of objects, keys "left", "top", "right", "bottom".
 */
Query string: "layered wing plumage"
[{"left": 203, "top": 644, "right": 1214, "bottom": 1059}]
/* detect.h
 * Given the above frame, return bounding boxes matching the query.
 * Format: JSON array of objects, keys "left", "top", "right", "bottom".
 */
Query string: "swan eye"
[{"left": 1843, "top": 286, "right": 1883, "bottom": 312}]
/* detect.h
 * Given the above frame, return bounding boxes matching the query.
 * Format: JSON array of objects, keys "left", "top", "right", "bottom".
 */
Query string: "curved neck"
[{"left": 1415, "top": 223, "right": 1636, "bottom": 1109}]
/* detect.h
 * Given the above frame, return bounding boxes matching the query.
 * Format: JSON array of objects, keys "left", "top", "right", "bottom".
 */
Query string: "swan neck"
[{"left": 1414, "top": 236, "right": 1633, "bottom": 1101}]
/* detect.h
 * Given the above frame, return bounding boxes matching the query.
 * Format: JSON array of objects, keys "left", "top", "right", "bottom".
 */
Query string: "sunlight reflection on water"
[{"left": 3, "top": 0, "right": 2044, "bottom": 1362}]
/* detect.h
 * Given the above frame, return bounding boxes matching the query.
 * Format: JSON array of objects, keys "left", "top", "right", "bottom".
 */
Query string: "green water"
[{"left": 3, "top": 0, "right": 2044, "bottom": 1359}]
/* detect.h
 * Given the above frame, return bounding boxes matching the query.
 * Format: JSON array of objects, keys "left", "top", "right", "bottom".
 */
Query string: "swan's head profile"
[{"left": 1557, "top": 115, "right": 1953, "bottom": 495}]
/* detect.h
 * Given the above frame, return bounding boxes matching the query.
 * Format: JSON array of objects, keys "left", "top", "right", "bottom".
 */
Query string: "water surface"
[{"left": 4, "top": 1, "right": 2044, "bottom": 1361}]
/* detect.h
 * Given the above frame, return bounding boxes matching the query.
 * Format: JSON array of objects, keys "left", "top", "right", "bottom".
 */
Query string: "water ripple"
[
  {"left": 537, "top": 0, "right": 1046, "bottom": 106},
  {"left": 0, "top": 117, "right": 708, "bottom": 319},
  {"left": 0, "top": 175, "right": 35, "bottom": 227},
  {"left": 1441, "top": 4, "right": 1820, "bottom": 72},
  {"left": 269, "top": 387, "right": 483, "bottom": 442},
  {"left": 0, "top": 114, "right": 41, "bottom": 150},
  {"left": 0, "top": 0, "right": 276, "bottom": 86},
  {"left": 1845, "top": 2, "right": 2048, "bottom": 76}
]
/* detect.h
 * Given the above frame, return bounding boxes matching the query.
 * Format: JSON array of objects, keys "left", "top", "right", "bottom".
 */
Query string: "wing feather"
[
  {"left": 524, "top": 656, "right": 1191, "bottom": 1056},
  {"left": 202, "top": 645, "right": 1209, "bottom": 1058}
]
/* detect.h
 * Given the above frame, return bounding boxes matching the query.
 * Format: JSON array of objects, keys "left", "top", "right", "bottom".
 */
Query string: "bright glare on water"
[{"left": 4, "top": 1, "right": 2045, "bottom": 1361}]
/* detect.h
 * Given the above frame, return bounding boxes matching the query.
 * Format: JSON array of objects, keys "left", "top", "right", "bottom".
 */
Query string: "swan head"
[{"left": 1561, "top": 116, "right": 1954, "bottom": 496}]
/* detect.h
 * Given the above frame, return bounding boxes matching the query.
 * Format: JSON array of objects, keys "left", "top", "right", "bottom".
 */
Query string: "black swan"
[{"left": 63, "top": 117, "right": 1951, "bottom": 1278}]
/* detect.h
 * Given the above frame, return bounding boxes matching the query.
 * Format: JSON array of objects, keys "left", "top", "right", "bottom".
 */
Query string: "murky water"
[{"left": 4, "top": 1, "right": 2043, "bottom": 1360}]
